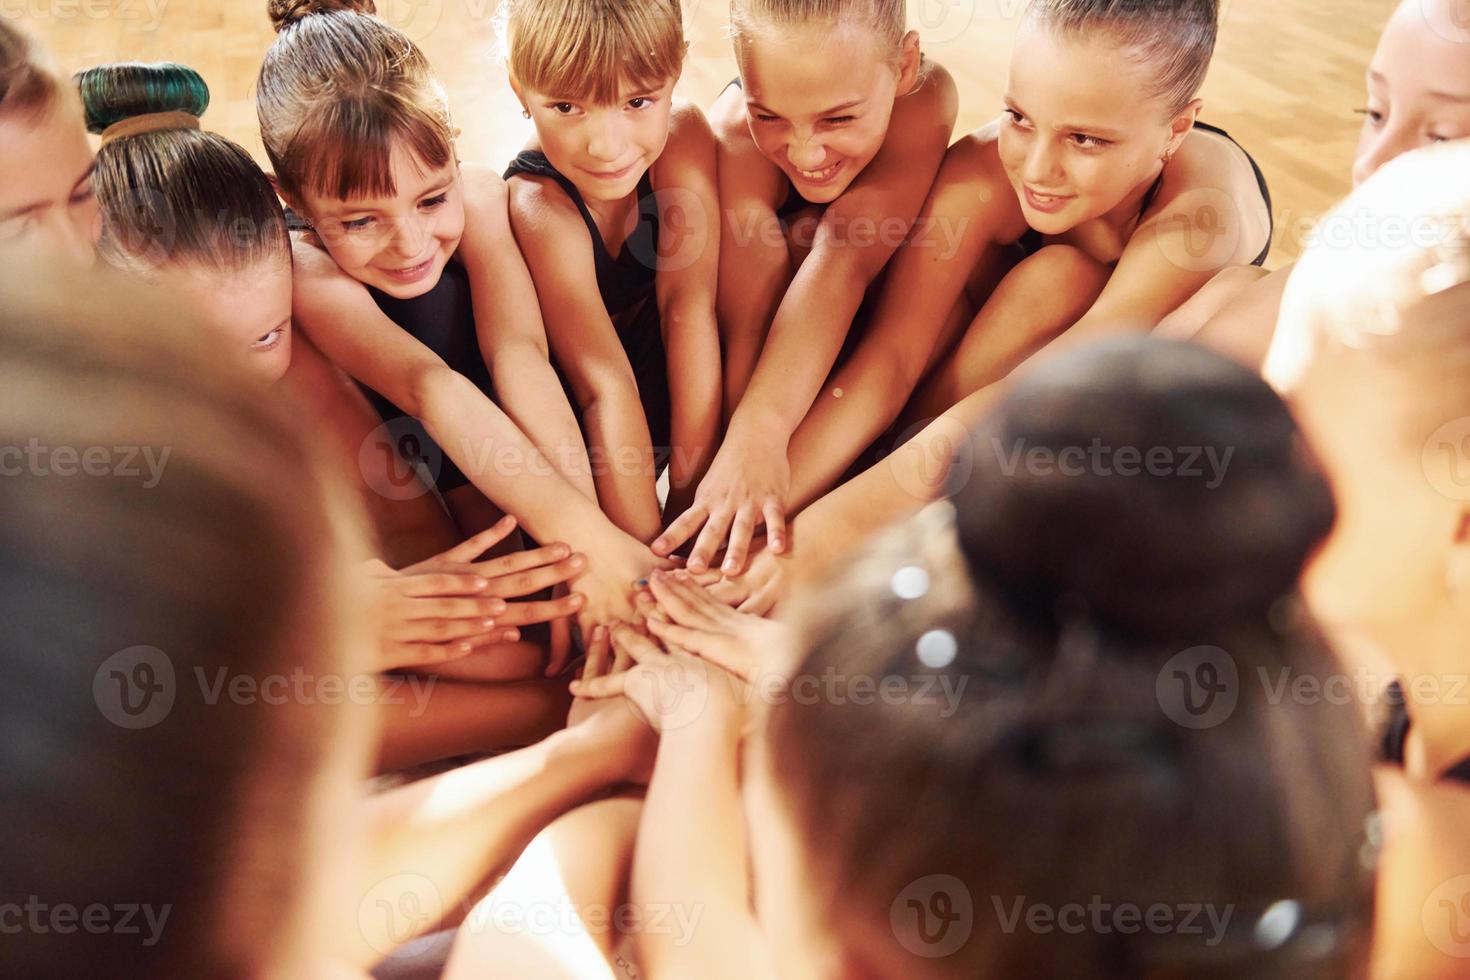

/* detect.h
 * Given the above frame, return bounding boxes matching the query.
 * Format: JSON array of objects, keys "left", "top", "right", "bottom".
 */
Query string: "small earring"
[{"left": 521, "top": 109, "right": 531, "bottom": 119}]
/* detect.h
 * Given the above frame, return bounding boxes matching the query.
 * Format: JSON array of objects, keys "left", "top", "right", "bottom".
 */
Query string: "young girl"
[
  {"left": 654, "top": 0, "right": 959, "bottom": 574},
  {"left": 1161, "top": 0, "right": 1470, "bottom": 368},
  {"left": 581, "top": 339, "right": 1376, "bottom": 979},
  {"left": 500, "top": 0, "right": 721, "bottom": 542},
  {"left": 0, "top": 274, "right": 657, "bottom": 977},
  {"left": 1266, "top": 139, "right": 1470, "bottom": 785},
  {"left": 259, "top": 0, "right": 663, "bottom": 632},
  {"left": 80, "top": 60, "right": 588, "bottom": 766},
  {"left": 779, "top": 0, "right": 1274, "bottom": 513},
  {"left": 0, "top": 19, "right": 98, "bottom": 266}
]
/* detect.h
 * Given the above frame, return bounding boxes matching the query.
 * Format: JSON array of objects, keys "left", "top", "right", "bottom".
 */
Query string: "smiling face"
[
  {"left": 170, "top": 257, "right": 295, "bottom": 386},
  {"left": 999, "top": 20, "right": 1182, "bottom": 234},
  {"left": 1353, "top": 0, "right": 1470, "bottom": 186},
  {"left": 292, "top": 139, "right": 464, "bottom": 299},
  {"left": 736, "top": 18, "right": 912, "bottom": 204},
  {"left": 0, "top": 94, "right": 99, "bottom": 266},
  {"left": 520, "top": 75, "right": 678, "bottom": 203}
]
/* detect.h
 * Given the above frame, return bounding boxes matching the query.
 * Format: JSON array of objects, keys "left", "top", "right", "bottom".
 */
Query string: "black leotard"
[
  {"left": 502, "top": 150, "right": 672, "bottom": 456},
  {"left": 1017, "top": 121, "right": 1274, "bottom": 267},
  {"left": 1379, "top": 680, "right": 1470, "bottom": 784}
]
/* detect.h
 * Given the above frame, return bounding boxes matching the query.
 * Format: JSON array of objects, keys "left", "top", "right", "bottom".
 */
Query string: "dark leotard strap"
[{"left": 502, "top": 151, "right": 672, "bottom": 455}]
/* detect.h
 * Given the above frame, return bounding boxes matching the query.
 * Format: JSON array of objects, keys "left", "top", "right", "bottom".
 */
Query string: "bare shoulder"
[
  {"left": 940, "top": 126, "right": 1008, "bottom": 188},
  {"left": 708, "top": 78, "right": 750, "bottom": 146},
  {"left": 504, "top": 167, "right": 582, "bottom": 234},
  {"left": 1162, "top": 123, "right": 1266, "bottom": 205},
  {"left": 290, "top": 234, "right": 356, "bottom": 287},
  {"left": 656, "top": 101, "right": 718, "bottom": 181},
  {"left": 903, "top": 58, "right": 959, "bottom": 122},
  {"left": 458, "top": 162, "right": 511, "bottom": 217}
]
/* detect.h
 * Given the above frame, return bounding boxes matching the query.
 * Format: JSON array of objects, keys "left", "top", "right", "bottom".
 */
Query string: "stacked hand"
[
  {"left": 367, "top": 516, "right": 587, "bottom": 672},
  {"left": 636, "top": 569, "right": 792, "bottom": 682}
]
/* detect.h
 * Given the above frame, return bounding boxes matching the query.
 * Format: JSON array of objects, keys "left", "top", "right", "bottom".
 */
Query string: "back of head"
[
  {"left": 76, "top": 62, "right": 287, "bottom": 273},
  {"left": 768, "top": 339, "right": 1373, "bottom": 980},
  {"left": 501, "top": 0, "right": 686, "bottom": 104},
  {"left": 259, "top": 0, "right": 455, "bottom": 203},
  {"left": 0, "top": 269, "right": 366, "bottom": 977},
  {"left": 1025, "top": 0, "right": 1219, "bottom": 114},
  {"left": 955, "top": 337, "right": 1334, "bottom": 640},
  {"left": 0, "top": 17, "right": 59, "bottom": 119}
]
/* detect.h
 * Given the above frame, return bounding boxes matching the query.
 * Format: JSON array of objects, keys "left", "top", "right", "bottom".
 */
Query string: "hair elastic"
[{"left": 99, "top": 111, "right": 201, "bottom": 146}]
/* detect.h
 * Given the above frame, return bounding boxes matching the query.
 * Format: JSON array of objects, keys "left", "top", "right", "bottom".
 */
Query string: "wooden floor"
[{"left": 15, "top": 0, "right": 1391, "bottom": 265}]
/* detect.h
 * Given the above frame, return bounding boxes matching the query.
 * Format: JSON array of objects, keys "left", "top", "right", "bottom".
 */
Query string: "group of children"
[{"left": 3, "top": 0, "right": 1470, "bottom": 976}]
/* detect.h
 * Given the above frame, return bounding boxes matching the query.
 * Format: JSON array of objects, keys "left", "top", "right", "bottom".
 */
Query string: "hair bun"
[
  {"left": 952, "top": 338, "right": 1333, "bottom": 640},
  {"left": 75, "top": 62, "right": 208, "bottom": 135},
  {"left": 267, "top": 0, "right": 377, "bottom": 32}
]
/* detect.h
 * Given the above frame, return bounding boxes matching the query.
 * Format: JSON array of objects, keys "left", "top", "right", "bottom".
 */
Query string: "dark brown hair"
[
  {"left": 258, "top": 0, "right": 455, "bottom": 202},
  {"left": 771, "top": 339, "right": 1375, "bottom": 979},
  {"left": 77, "top": 62, "right": 288, "bottom": 273},
  {"left": 0, "top": 18, "right": 61, "bottom": 118}
]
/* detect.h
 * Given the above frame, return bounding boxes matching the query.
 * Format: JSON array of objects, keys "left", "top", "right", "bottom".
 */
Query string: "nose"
[
  {"left": 586, "top": 112, "right": 629, "bottom": 164},
  {"left": 787, "top": 132, "right": 827, "bottom": 172},
  {"left": 1352, "top": 120, "right": 1417, "bottom": 186},
  {"left": 1021, "top": 135, "right": 1064, "bottom": 187},
  {"left": 389, "top": 212, "right": 432, "bottom": 259}
]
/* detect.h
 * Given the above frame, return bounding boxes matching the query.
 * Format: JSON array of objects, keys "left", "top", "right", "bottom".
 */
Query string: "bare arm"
[
  {"left": 457, "top": 165, "right": 597, "bottom": 502},
  {"left": 507, "top": 177, "right": 662, "bottom": 543},
  {"left": 653, "top": 105, "right": 724, "bottom": 517}
]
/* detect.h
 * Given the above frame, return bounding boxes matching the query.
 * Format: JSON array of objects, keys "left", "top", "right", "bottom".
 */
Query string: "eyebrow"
[
  {"left": 748, "top": 98, "right": 866, "bottom": 117},
  {"left": 1004, "top": 96, "right": 1125, "bottom": 139},
  {"left": 0, "top": 162, "right": 97, "bottom": 222}
]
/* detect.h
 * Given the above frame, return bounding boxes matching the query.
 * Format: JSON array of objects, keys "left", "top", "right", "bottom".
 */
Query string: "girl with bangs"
[
  {"left": 653, "top": 0, "right": 958, "bottom": 576},
  {"left": 0, "top": 19, "right": 99, "bottom": 267},
  {"left": 260, "top": 0, "right": 666, "bottom": 641},
  {"left": 772, "top": 0, "right": 1274, "bottom": 516},
  {"left": 501, "top": 0, "right": 721, "bottom": 544}
]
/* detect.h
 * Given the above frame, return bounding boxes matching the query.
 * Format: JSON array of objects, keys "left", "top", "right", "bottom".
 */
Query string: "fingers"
[
  {"left": 481, "top": 554, "right": 587, "bottom": 598},
  {"left": 400, "top": 595, "right": 511, "bottom": 621},
  {"left": 568, "top": 669, "right": 629, "bottom": 700},
  {"left": 610, "top": 624, "right": 668, "bottom": 666},
  {"left": 385, "top": 615, "right": 500, "bottom": 644},
  {"left": 686, "top": 506, "right": 735, "bottom": 574},
  {"left": 398, "top": 571, "right": 493, "bottom": 598},
  {"left": 580, "top": 624, "right": 611, "bottom": 682},
  {"left": 652, "top": 503, "right": 708, "bottom": 557},
  {"left": 645, "top": 618, "right": 752, "bottom": 681},
  {"left": 436, "top": 515, "right": 516, "bottom": 564},
  {"left": 471, "top": 542, "right": 574, "bottom": 579},
  {"left": 721, "top": 505, "right": 759, "bottom": 575},
  {"left": 762, "top": 499, "right": 787, "bottom": 554},
  {"left": 496, "top": 592, "right": 586, "bottom": 627},
  {"left": 739, "top": 579, "right": 779, "bottom": 617},
  {"left": 647, "top": 572, "right": 717, "bottom": 630},
  {"left": 705, "top": 576, "right": 750, "bottom": 608}
]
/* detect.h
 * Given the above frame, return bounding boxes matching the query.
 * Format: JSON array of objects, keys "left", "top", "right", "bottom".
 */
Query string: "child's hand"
[
  {"left": 570, "top": 624, "right": 745, "bottom": 733},
  {"left": 702, "top": 541, "right": 788, "bottom": 617},
  {"left": 638, "top": 570, "right": 792, "bottom": 683},
  {"left": 565, "top": 625, "right": 658, "bottom": 784},
  {"left": 572, "top": 525, "right": 671, "bottom": 640},
  {"left": 652, "top": 429, "right": 789, "bottom": 576}
]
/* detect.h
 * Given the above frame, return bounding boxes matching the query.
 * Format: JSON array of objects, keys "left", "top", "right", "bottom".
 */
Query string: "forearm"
[
  {"left": 728, "top": 254, "right": 870, "bottom": 441},
  {"left": 632, "top": 707, "right": 765, "bottom": 980},
  {"left": 416, "top": 367, "right": 613, "bottom": 546},
  {"left": 348, "top": 725, "right": 626, "bottom": 966},
  {"left": 490, "top": 340, "right": 597, "bottom": 501},
  {"left": 717, "top": 227, "right": 792, "bottom": 417},
  {"left": 581, "top": 385, "right": 663, "bottom": 544},
  {"left": 663, "top": 301, "right": 723, "bottom": 501}
]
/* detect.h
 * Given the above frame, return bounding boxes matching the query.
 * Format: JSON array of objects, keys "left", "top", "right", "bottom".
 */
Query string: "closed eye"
[
  {"left": 420, "top": 193, "right": 449, "bottom": 209},
  {"left": 1069, "top": 133, "right": 1110, "bottom": 149},
  {"left": 754, "top": 112, "right": 781, "bottom": 123},
  {"left": 343, "top": 216, "right": 375, "bottom": 231},
  {"left": 824, "top": 115, "right": 855, "bottom": 125}
]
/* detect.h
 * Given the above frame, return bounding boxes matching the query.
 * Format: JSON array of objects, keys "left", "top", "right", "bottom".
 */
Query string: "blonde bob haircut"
[{"left": 500, "top": 0, "right": 687, "bottom": 104}]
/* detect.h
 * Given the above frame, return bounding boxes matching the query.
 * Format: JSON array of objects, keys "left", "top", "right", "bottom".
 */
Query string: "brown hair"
[
  {"left": 730, "top": 0, "right": 906, "bottom": 51},
  {"left": 501, "top": 0, "right": 687, "bottom": 105},
  {"left": 258, "top": 0, "right": 455, "bottom": 202},
  {"left": 0, "top": 18, "right": 61, "bottom": 118},
  {"left": 0, "top": 269, "right": 368, "bottom": 976},
  {"left": 77, "top": 62, "right": 288, "bottom": 273},
  {"left": 769, "top": 339, "right": 1375, "bottom": 979},
  {"left": 1026, "top": 0, "right": 1219, "bottom": 116}
]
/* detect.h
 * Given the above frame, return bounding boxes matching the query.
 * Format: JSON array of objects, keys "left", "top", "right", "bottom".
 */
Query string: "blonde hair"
[
  {"left": 258, "top": 0, "right": 455, "bottom": 202},
  {"left": 500, "top": 0, "right": 686, "bottom": 104},
  {"left": 730, "top": 0, "right": 906, "bottom": 52},
  {"left": 1270, "top": 140, "right": 1470, "bottom": 441},
  {"left": 0, "top": 18, "right": 62, "bottom": 118}
]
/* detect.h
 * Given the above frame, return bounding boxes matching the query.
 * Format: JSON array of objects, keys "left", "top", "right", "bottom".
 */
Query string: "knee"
[{"left": 1003, "top": 244, "right": 1109, "bottom": 306}]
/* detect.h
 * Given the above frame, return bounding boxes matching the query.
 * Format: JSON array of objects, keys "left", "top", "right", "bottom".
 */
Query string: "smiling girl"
[
  {"left": 501, "top": 0, "right": 722, "bottom": 543},
  {"left": 781, "top": 0, "right": 1274, "bottom": 510},
  {"left": 653, "top": 0, "right": 958, "bottom": 574},
  {"left": 0, "top": 20, "right": 98, "bottom": 267},
  {"left": 259, "top": 0, "right": 665, "bottom": 634}
]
